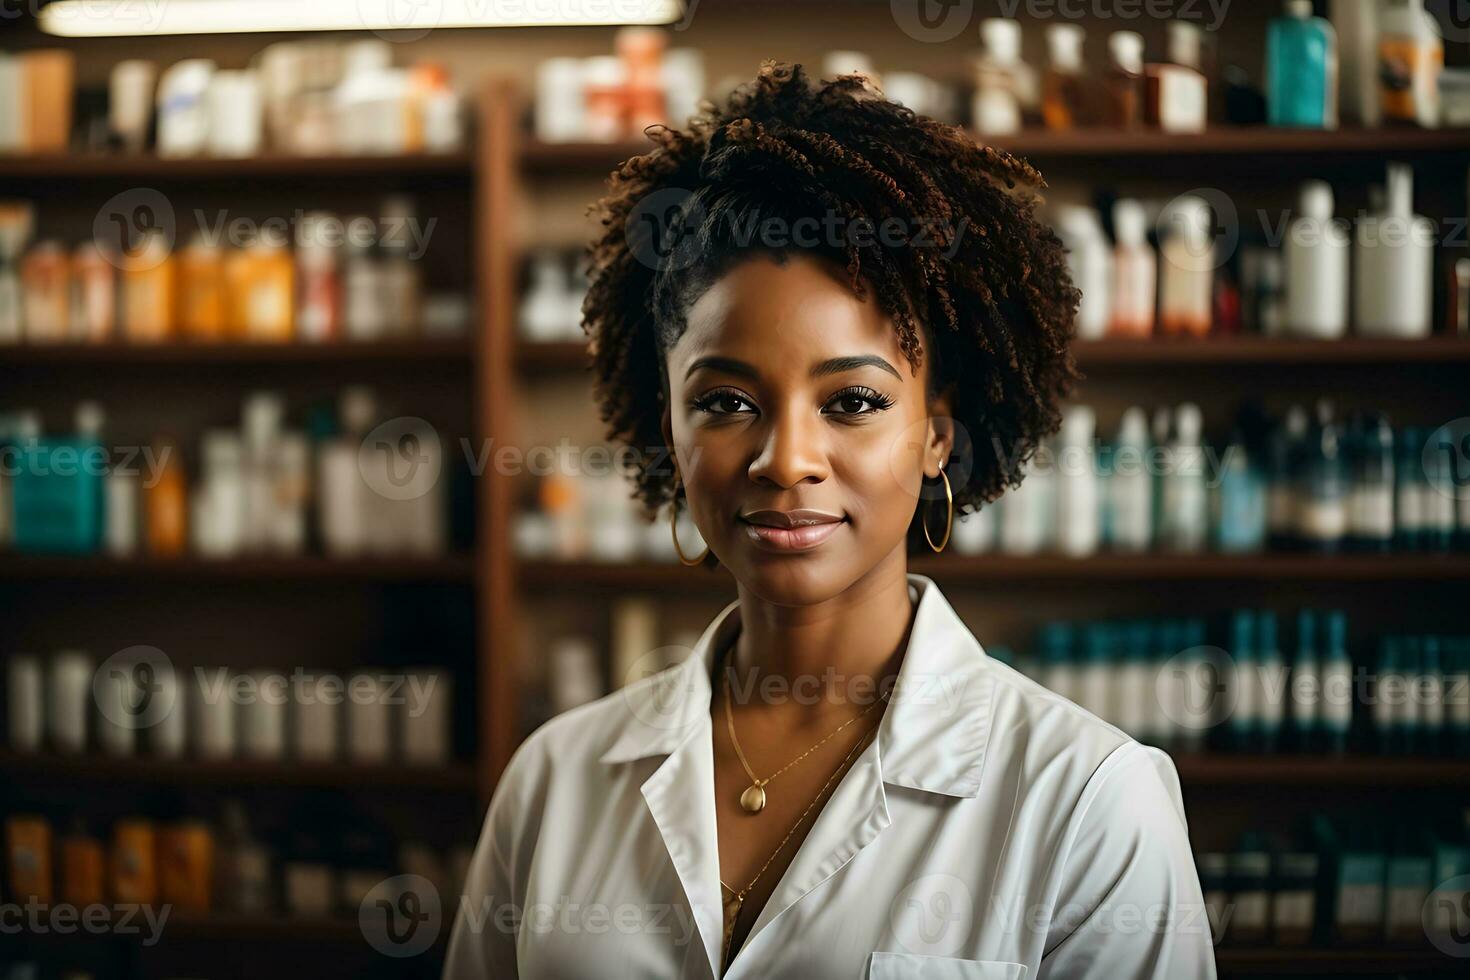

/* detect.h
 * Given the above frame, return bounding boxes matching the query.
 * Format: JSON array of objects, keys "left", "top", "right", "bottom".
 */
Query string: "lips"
[{"left": 739, "top": 510, "right": 847, "bottom": 552}]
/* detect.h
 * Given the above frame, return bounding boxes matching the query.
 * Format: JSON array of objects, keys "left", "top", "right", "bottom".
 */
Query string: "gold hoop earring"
[
  {"left": 924, "top": 467, "right": 953, "bottom": 553},
  {"left": 670, "top": 479, "right": 710, "bottom": 566}
]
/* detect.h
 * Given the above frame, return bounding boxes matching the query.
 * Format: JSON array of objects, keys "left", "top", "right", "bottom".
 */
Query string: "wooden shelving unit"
[
  {"left": 1215, "top": 946, "right": 1458, "bottom": 976},
  {"left": 0, "top": 555, "right": 476, "bottom": 582},
  {"left": 517, "top": 554, "right": 1470, "bottom": 589},
  {"left": 520, "top": 125, "right": 1470, "bottom": 171},
  {"left": 0, "top": 150, "right": 473, "bottom": 179},
  {"left": 0, "top": 752, "right": 478, "bottom": 791},
  {"left": 0, "top": 339, "right": 473, "bottom": 366},
  {"left": 517, "top": 336, "right": 1470, "bottom": 372}
]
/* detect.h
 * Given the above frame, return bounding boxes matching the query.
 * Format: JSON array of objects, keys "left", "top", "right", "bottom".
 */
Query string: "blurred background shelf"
[
  {"left": 0, "top": 339, "right": 474, "bottom": 366},
  {"left": 518, "top": 555, "right": 1470, "bottom": 589},
  {"left": 0, "top": 555, "right": 477, "bottom": 583},
  {"left": 0, "top": 752, "right": 478, "bottom": 791},
  {"left": 1172, "top": 754, "right": 1470, "bottom": 788},
  {"left": 520, "top": 126, "right": 1470, "bottom": 172},
  {"left": 516, "top": 337, "right": 1470, "bottom": 372},
  {"left": 1214, "top": 946, "right": 1459, "bottom": 975},
  {"left": 0, "top": 151, "right": 474, "bottom": 179}
]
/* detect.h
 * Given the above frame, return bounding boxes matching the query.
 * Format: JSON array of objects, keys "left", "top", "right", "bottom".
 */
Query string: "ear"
[{"left": 925, "top": 382, "right": 958, "bottom": 479}]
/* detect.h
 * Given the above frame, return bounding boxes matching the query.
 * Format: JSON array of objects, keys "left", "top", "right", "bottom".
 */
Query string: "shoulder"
[{"left": 979, "top": 654, "right": 1137, "bottom": 790}]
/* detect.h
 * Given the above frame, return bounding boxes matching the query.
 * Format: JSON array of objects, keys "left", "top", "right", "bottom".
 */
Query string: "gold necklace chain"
[
  {"left": 721, "top": 654, "right": 890, "bottom": 815},
  {"left": 717, "top": 718, "right": 880, "bottom": 970}
]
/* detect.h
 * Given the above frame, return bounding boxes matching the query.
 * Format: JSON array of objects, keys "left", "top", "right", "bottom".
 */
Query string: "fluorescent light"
[{"left": 40, "top": 0, "right": 685, "bottom": 37}]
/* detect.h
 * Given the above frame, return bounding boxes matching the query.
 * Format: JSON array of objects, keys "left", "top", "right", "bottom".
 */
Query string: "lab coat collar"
[{"left": 598, "top": 572, "right": 994, "bottom": 800}]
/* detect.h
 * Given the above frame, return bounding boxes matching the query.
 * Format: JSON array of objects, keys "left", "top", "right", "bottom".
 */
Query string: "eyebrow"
[{"left": 686, "top": 354, "right": 901, "bottom": 382}]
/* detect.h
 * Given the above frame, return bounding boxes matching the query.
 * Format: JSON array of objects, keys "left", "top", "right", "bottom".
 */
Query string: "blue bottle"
[
  {"left": 1320, "top": 611, "right": 1352, "bottom": 755},
  {"left": 1266, "top": 0, "right": 1339, "bottom": 128},
  {"left": 1257, "top": 612, "right": 1285, "bottom": 753},
  {"left": 1229, "top": 610, "right": 1258, "bottom": 753},
  {"left": 1216, "top": 430, "right": 1268, "bottom": 553},
  {"left": 1291, "top": 610, "right": 1321, "bottom": 753}
]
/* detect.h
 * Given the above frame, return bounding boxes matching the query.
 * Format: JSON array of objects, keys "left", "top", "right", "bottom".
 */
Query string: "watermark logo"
[
  {"left": 93, "top": 188, "right": 176, "bottom": 272},
  {"left": 1427, "top": 0, "right": 1470, "bottom": 42},
  {"left": 1156, "top": 644, "right": 1235, "bottom": 732},
  {"left": 620, "top": 644, "right": 702, "bottom": 732},
  {"left": 360, "top": 417, "right": 443, "bottom": 501},
  {"left": 1423, "top": 873, "right": 1470, "bottom": 957},
  {"left": 361, "top": 874, "right": 442, "bottom": 957},
  {"left": 93, "top": 646, "right": 176, "bottom": 731},
  {"left": 891, "top": 0, "right": 973, "bottom": 42},
  {"left": 888, "top": 417, "right": 975, "bottom": 506},
  {"left": 358, "top": 0, "right": 444, "bottom": 40},
  {"left": 1424, "top": 418, "right": 1470, "bottom": 502},
  {"left": 626, "top": 187, "right": 705, "bottom": 273},
  {"left": 889, "top": 873, "right": 974, "bottom": 955}
]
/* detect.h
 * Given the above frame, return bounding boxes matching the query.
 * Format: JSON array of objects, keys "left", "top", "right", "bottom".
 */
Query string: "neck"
[{"left": 720, "top": 553, "right": 915, "bottom": 718}]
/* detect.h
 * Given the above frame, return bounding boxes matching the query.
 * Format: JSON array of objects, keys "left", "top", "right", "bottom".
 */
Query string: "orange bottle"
[
  {"left": 121, "top": 229, "right": 176, "bottom": 343},
  {"left": 226, "top": 229, "right": 294, "bottom": 342},
  {"left": 61, "top": 819, "right": 107, "bottom": 906},
  {"left": 146, "top": 435, "right": 188, "bottom": 556},
  {"left": 177, "top": 236, "right": 227, "bottom": 341},
  {"left": 111, "top": 819, "right": 158, "bottom": 905},
  {"left": 5, "top": 814, "right": 54, "bottom": 904},
  {"left": 160, "top": 820, "right": 215, "bottom": 913}
]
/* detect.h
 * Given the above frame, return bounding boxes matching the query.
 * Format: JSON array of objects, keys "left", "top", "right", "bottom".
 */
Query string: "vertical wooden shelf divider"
[{"left": 478, "top": 79, "right": 524, "bottom": 801}]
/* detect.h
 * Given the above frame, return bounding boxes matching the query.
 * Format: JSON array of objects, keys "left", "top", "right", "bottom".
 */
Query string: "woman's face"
[{"left": 661, "top": 252, "right": 954, "bottom": 605}]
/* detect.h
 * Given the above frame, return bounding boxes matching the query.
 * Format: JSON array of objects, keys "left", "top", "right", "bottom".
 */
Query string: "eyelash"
[{"left": 690, "top": 385, "right": 895, "bottom": 417}]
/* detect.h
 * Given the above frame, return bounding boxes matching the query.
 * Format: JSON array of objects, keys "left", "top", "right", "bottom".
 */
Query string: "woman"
[{"left": 446, "top": 62, "right": 1214, "bottom": 979}]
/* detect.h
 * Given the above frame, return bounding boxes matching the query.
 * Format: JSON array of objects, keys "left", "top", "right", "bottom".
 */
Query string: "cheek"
[{"left": 839, "top": 417, "right": 929, "bottom": 523}]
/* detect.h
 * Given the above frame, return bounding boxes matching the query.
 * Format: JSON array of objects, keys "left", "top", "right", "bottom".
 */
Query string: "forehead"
[{"left": 672, "top": 253, "right": 917, "bottom": 379}]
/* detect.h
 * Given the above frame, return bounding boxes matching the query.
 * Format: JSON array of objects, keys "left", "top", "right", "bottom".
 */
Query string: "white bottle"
[
  {"left": 1330, "top": 0, "right": 1381, "bottom": 126},
  {"left": 1157, "top": 195, "right": 1214, "bottom": 337},
  {"left": 1054, "top": 206, "right": 1113, "bottom": 340},
  {"left": 1354, "top": 163, "right": 1433, "bottom": 337},
  {"left": 1377, "top": 0, "right": 1442, "bottom": 129},
  {"left": 1284, "top": 180, "right": 1350, "bottom": 338},
  {"left": 520, "top": 253, "right": 572, "bottom": 343},
  {"left": 1108, "top": 407, "right": 1154, "bottom": 553},
  {"left": 1162, "top": 403, "right": 1208, "bottom": 553},
  {"left": 951, "top": 504, "right": 996, "bottom": 555},
  {"left": 998, "top": 456, "right": 1050, "bottom": 555},
  {"left": 972, "top": 18, "right": 1026, "bottom": 136},
  {"left": 1056, "top": 405, "right": 1100, "bottom": 557},
  {"left": 1110, "top": 199, "right": 1156, "bottom": 338}
]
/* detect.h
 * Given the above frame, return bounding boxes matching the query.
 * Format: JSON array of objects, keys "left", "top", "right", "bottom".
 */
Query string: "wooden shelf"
[
  {"left": 0, "top": 752, "right": 478, "bottom": 792},
  {"left": 1075, "top": 336, "right": 1470, "bottom": 366},
  {"left": 1216, "top": 945, "right": 1457, "bottom": 975},
  {"left": 520, "top": 127, "right": 1470, "bottom": 171},
  {"left": 984, "top": 125, "right": 1470, "bottom": 158},
  {"left": 516, "top": 337, "right": 1470, "bottom": 373},
  {"left": 517, "top": 554, "right": 1470, "bottom": 589},
  {"left": 0, "top": 151, "right": 473, "bottom": 180},
  {"left": 1172, "top": 754, "right": 1470, "bottom": 787},
  {"left": 0, "top": 339, "right": 473, "bottom": 366},
  {"left": 0, "top": 555, "right": 476, "bottom": 583}
]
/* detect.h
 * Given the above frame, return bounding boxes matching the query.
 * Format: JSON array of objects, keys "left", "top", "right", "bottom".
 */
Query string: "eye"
[
  {"left": 824, "top": 385, "right": 895, "bottom": 417},
  {"left": 691, "top": 387, "right": 757, "bottom": 416}
]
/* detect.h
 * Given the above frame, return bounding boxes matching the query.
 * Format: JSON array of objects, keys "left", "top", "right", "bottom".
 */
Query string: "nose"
[{"left": 747, "top": 403, "right": 830, "bottom": 488}]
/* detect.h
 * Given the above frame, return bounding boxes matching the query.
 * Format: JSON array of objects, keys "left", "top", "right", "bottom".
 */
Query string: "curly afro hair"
[{"left": 581, "top": 59, "right": 1080, "bottom": 547}]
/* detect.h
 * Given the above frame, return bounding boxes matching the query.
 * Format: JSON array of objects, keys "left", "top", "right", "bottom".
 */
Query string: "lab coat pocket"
[{"left": 866, "top": 951, "right": 1029, "bottom": 980}]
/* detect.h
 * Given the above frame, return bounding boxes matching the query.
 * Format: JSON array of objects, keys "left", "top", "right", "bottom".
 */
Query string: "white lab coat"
[{"left": 445, "top": 572, "right": 1218, "bottom": 979}]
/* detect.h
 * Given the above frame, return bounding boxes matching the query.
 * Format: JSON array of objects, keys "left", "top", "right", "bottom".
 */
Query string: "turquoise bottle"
[{"left": 1266, "top": 0, "right": 1338, "bottom": 128}]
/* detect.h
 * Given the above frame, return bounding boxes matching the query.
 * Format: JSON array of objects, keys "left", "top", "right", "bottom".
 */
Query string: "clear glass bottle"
[
  {"left": 1297, "top": 400, "right": 1348, "bottom": 553},
  {"left": 1105, "top": 31, "right": 1144, "bottom": 128},
  {"left": 1042, "top": 23, "right": 1090, "bottom": 129}
]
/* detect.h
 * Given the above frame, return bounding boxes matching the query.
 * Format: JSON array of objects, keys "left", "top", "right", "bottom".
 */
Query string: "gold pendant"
[{"left": 739, "top": 783, "right": 767, "bottom": 813}]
